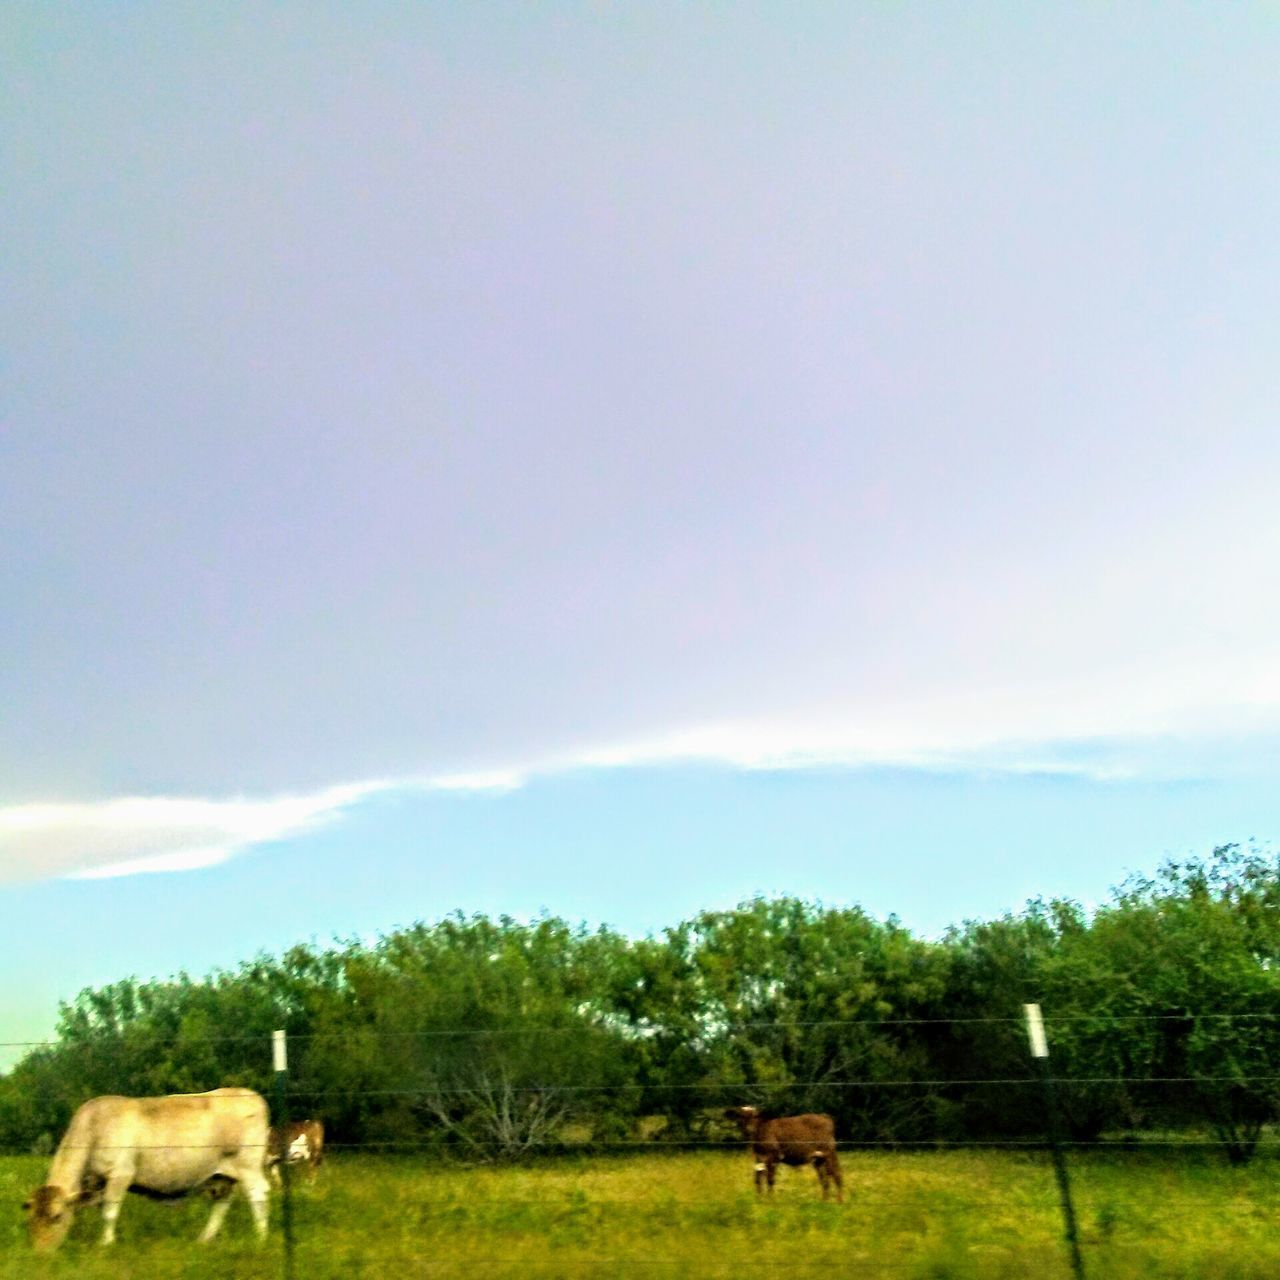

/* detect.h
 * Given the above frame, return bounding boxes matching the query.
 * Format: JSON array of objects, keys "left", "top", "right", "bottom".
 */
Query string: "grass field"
[{"left": 4, "top": 1148, "right": 1280, "bottom": 1279}]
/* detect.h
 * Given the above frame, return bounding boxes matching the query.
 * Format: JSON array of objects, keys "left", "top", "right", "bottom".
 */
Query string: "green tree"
[{"left": 640, "top": 899, "right": 951, "bottom": 1142}]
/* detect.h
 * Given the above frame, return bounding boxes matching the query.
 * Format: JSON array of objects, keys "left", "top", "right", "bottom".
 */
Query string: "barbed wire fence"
[{"left": 9, "top": 1008, "right": 1280, "bottom": 1277}]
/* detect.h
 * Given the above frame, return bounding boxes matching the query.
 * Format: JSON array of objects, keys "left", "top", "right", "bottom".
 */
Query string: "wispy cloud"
[
  {"left": 4, "top": 685, "right": 1279, "bottom": 886},
  {"left": 427, "top": 769, "right": 527, "bottom": 794},
  {"left": 0, "top": 784, "right": 383, "bottom": 884},
  {"left": 559, "top": 670, "right": 1280, "bottom": 781}
]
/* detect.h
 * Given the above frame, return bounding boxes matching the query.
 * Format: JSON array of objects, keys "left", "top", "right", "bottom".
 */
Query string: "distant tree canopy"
[{"left": 4, "top": 845, "right": 1280, "bottom": 1162}]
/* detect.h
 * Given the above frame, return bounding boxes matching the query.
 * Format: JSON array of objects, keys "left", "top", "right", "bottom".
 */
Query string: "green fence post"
[
  {"left": 272, "top": 1029, "right": 296, "bottom": 1280},
  {"left": 1025, "top": 1003, "right": 1086, "bottom": 1279}
]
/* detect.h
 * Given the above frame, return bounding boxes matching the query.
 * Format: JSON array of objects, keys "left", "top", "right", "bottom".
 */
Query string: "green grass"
[{"left": 5, "top": 1148, "right": 1280, "bottom": 1278}]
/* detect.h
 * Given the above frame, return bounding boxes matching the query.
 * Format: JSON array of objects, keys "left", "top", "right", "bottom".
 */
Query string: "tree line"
[{"left": 4, "top": 845, "right": 1280, "bottom": 1163}]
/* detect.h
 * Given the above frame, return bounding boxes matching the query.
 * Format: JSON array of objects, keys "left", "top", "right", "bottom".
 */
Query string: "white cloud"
[
  {"left": 0, "top": 767, "right": 534, "bottom": 886},
  {"left": 3, "top": 662, "right": 1279, "bottom": 887},
  {"left": 0, "top": 783, "right": 383, "bottom": 884},
  {"left": 0, "top": 769, "right": 535, "bottom": 886},
  {"left": 427, "top": 769, "right": 527, "bottom": 793},
  {"left": 559, "top": 662, "right": 1280, "bottom": 781}
]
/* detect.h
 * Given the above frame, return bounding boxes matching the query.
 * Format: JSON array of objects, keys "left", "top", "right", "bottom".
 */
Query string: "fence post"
[
  {"left": 272, "top": 1029, "right": 296, "bottom": 1280},
  {"left": 1024, "top": 1003, "right": 1086, "bottom": 1279}
]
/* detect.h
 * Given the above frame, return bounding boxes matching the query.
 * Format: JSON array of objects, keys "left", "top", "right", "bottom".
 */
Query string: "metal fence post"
[
  {"left": 272, "top": 1029, "right": 296, "bottom": 1280},
  {"left": 1025, "top": 1003, "right": 1086, "bottom": 1279}
]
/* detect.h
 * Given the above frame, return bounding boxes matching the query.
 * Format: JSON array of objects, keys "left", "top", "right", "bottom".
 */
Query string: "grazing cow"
[
  {"left": 22, "top": 1087, "right": 271, "bottom": 1251},
  {"left": 267, "top": 1119, "right": 325, "bottom": 1183},
  {"left": 724, "top": 1106, "right": 844, "bottom": 1201}
]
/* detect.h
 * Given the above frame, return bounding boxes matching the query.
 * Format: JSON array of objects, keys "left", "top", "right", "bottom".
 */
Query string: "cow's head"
[
  {"left": 23, "top": 1184, "right": 76, "bottom": 1252},
  {"left": 723, "top": 1105, "right": 760, "bottom": 1137}
]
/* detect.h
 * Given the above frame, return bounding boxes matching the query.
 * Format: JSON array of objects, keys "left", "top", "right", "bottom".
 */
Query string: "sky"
[{"left": 3, "top": 4, "right": 1279, "bottom": 1062}]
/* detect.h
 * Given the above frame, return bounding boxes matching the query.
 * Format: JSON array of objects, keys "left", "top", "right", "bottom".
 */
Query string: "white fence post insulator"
[
  {"left": 273, "top": 1029, "right": 288, "bottom": 1074},
  {"left": 1024, "top": 1003, "right": 1049, "bottom": 1059}
]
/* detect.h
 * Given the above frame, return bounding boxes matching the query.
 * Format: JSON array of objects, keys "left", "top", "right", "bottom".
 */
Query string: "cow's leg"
[
  {"left": 198, "top": 1192, "right": 234, "bottom": 1243},
  {"left": 828, "top": 1151, "right": 844, "bottom": 1203},
  {"left": 99, "top": 1173, "right": 132, "bottom": 1245},
  {"left": 817, "top": 1148, "right": 843, "bottom": 1203},
  {"left": 765, "top": 1160, "right": 777, "bottom": 1194},
  {"left": 240, "top": 1169, "right": 271, "bottom": 1241},
  {"left": 753, "top": 1159, "right": 767, "bottom": 1194}
]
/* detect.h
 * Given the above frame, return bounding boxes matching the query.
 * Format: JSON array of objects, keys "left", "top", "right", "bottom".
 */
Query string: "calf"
[
  {"left": 266, "top": 1119, "right": 324, "bottom": 1184},
  {"left": 724, "top": 1106, "right": 843, "bottom": 1201}
]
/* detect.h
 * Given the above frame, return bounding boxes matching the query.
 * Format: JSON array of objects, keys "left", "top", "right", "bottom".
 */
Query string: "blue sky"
[{"left": 3, "top": 4, "right": 1279, "bottom": 1062}]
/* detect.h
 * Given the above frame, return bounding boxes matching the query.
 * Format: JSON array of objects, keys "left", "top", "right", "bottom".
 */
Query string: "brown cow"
[
  {"left": 724, "top": 1106, "right": 843, "bottom": 1201},
  {"left": 266, "top": 1119, "right": 324, "bottom": 1184}
]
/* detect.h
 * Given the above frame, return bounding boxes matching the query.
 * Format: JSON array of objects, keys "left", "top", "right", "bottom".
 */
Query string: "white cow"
[{"left": 23, "top": 1087, "right": 271, "bottom": 1251}]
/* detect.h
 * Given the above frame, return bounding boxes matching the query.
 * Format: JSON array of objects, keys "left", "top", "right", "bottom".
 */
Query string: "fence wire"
[
  {"left": 10, "top": 1013, "right": 1280, "bottom": 1279},
  {"left": 9, "top": 1006, "right": 1280, "bottom": 1050}
]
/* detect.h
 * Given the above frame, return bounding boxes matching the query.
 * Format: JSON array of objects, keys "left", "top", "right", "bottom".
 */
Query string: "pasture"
[{"left": 4, "top": 1147, "right": 1280, "bottom": 1279}]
